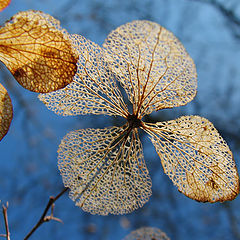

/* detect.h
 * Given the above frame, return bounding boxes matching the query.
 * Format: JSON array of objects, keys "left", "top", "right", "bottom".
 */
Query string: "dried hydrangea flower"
[
  {"left": 0, "top": 11, "right": 78, "bottom": 93},
  {"left": 0, "top": 83, "right": 12, "bottom": 141},
  {"left": 0, "top": 0, "right": 11, "bottom": 12},
  {"left": 39, "top": 19, "right": 239, "bottom": 215},
  {"left": 123, "top": 227, "right": 170, "bottom": 240}
]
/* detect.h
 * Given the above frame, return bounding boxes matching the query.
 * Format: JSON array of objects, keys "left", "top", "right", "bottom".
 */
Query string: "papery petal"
[
  {"left": 103, "top": 20, "right": 197, "bottom": 118},
  {"left": 0, "top": 10, "right": 78, "bottom": 93},
  {"left": 143, "top": 116, "right": 239, "bottom": 202},
  {"left": 58, "top": 125, "right": 152, "bottom": 215},
  {"left": 123, "top": 227, "right": 170, "bottom": 240},
  {"left": 0, "top": 0, "right": 11, "bottom": 12},
  {"left": 0, "top": 83, "right": 12, "bottom": 141},
  {"left": 39, "top": 35, "right": 128, "bottom": 117}
]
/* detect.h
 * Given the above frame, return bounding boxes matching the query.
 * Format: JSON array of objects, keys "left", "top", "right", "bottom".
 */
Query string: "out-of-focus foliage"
[
  {"left": 39, "top": 19, "right": 239, "bottom": 215},
  {"left": 0, "top": 83, "right": 12, "bottom": 141},
  {"left": 0, "top": 11, "right": 78, "bottom": 93},
  {"left": 123, "top": 227, "right": 170, "bottom": 240}
]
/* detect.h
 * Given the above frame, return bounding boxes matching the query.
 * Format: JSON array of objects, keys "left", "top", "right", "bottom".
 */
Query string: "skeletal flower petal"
[
  {"left": 123, "top": 227, "right": 170, "bottom": 240},
  {"left": 0, "top": 10, "right": 78, "bottom": 93},
  {"left": 58, "top": 125, "right": 152, "bottom": 215},
  {"left": 0, "top": 83, "right": 12, "bottom": 141},
  {"left": 103, "top": 20, "right": 197, "bottom": 117},
  {"left": 0, "top": 0, "right": 11, "bottom": 11},
  {"left": 39, "top": 34, "right": 128, "bottom": 117},
  {"left": 143, "top": 116, "right": 239, "bottom": 202}
]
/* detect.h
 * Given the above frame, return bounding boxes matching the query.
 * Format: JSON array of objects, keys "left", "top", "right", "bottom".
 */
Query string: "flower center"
[{"left": 127, "top": 114, "right": 142, "bottom": 129}]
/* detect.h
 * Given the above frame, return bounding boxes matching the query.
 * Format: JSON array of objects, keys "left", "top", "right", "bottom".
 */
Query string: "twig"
[
  {"left": 1, "top": 202, "right": 10, "bottom": 240},
  {"left": 24, "top": 187, "right": 68, "bottom": 240}
]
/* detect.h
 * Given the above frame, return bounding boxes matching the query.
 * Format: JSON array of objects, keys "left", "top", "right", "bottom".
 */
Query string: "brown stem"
[
  {"left": 2, "top": 202, "right": 10, "bottom": 240},
  {"left": 24, "top": 187, "right": 68, "bottom": 240}
]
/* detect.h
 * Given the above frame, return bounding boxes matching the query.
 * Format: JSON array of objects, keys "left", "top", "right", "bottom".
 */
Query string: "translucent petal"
[
  {"left": 0, "top": 10, "right": 78, "bottom": 93},
  {"left": 0, "top": 83, "right": 12, "bottom": 141},
  {"left": 0, "top": 0, "right": 11, "bottom": 11},
  {"left": 39, "top": 34, "right": 128, "bottom": 117},
  {"left": 143, "top": 116, "right": 239, "bottom": 202},
  {"left": 103, "top": 20, "right": 197, "bottom": 118},
  {"left": 123, "top": 227, "right": 170, "bottom": 240},
  {"left": 58, "top": 125, "right": 152, "bottom": 215}
]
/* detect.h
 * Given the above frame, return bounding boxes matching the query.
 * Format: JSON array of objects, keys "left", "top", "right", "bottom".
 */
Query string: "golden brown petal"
[
  {"left": 143, "top": 116, "right": 239, "bottom": 202},
  {"left": 123, "top": 227, "right": 170, "bottom": 240},
  {"left": 0, "top": 0, "right": 10, "bottom": 12},
  {"left": 103, "top": 20, "right": 197, "bottom": 118},
  {"left": 0, "top": 10, "right": 78, "bottom": 93},
  {"left": 58, "top": 125, "right": 152, "bottom": 215},
  {"left": 0, "top": 83, "right": 12, "bottom": 141}
]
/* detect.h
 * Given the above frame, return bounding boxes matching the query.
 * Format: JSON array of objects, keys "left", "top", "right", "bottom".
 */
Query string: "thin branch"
[
  {"left": 1, "top": 202, "right": 10, "bottom": 240},
  {"left": 24, "top": 187, "right": 68, "bottom": 240}
]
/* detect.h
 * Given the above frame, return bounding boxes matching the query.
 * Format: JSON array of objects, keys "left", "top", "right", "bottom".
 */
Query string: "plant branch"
[
  {"left": 1, "top": 202, "right": 10, "bottom": 240},
  {"left": 24, "top": 187, "right": 68, "bottom": 240}
]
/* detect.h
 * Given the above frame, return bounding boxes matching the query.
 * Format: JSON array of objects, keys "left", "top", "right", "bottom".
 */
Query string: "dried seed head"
[
  {"left": 0, "top": 83, "right": 12, "bottom": 141},
  {"left": 0, "top": 10, "right": 78, "bottom": 93}
]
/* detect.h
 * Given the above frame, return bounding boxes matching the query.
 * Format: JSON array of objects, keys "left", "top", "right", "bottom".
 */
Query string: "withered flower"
[{"left": 39, "top": 19, "right": 239, "bottom": 215}]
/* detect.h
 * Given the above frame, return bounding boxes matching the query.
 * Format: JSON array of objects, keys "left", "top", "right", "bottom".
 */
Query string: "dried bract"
[
  {"left": 103, "top": 21, "right": 197, "bottom": 117},
  {"left": 39, "top": 35, "right": 128, "bottom": 117},
  {"left": 123, "top": 227, "right": 170, "bottom": 240},
  {"left": 0, "top": 0, "right": 11, "bottom": 12},
  {"left": 0, "top": 11, "right": 78, "bottom": 93},
  {"left": 58, "top": 126, "right": 152, "bottom": 215},
  {"left": 144, "top": 116, "right": 239, "bottom": 202},
  {"left": 0, "top": 83, "right": 12, "bottom": 141},
  {"left": 39, "top": 19, "right": 239, "bottom": 215}
]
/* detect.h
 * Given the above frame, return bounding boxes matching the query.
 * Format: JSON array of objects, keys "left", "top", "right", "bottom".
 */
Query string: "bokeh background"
[{"left": 0, "top": 0, "right": 240, "bottom": 239}]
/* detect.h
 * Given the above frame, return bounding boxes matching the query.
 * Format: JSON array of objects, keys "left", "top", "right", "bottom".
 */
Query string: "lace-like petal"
[
  {"left": 0, "top": 10, "right": 78, "bottom": 92},
  {"left": 39, "top": 35, "right": 128, "bottom": 117},
  {"left": 144, "top": 116, "right": 239, "bottom": 202},
  {"left": 123, "top": 227, "right": 170, "bottom": 240},
  {"left": 103, "top": 20, "right": 197, "bottom": 118},
  {"left": 58, "top": 125, "right": 152, "bottom": 215},
  {"left": 0, "top": 84, "right": 12, "bottom": 141}
]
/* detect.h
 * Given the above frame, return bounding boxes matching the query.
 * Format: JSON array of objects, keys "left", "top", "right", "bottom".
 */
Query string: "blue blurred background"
[{"left": 0, "top": 0, "right": 240, "bottom": 239}]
